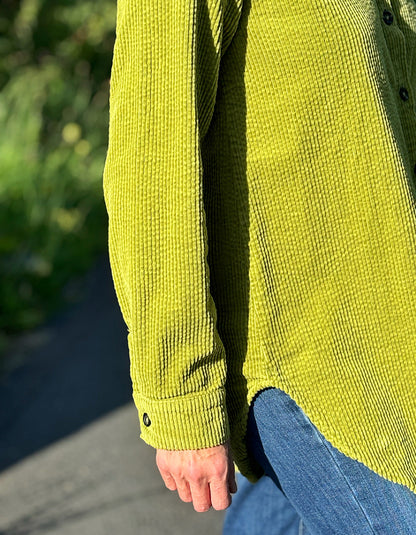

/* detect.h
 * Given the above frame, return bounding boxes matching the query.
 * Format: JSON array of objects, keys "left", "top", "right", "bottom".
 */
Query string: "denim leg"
[
  {"left": 223, "top": 471, "right": 305, "bottom": 535},
  {"left": 248, "top": 387, "right": 416, "bottom": 535},
  {"left": 223, "top": 389, "right": 307, "bottom": 535}
]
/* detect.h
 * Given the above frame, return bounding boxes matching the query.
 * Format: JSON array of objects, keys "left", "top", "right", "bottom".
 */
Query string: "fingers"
[
  {"left": 158, "top": 466, "right": 177, "bottom": 491},
  {"left": 160, "top": 469, "right": 232, "bottom": 512},
  {"left": 188, "top": 480, "right": 212, "bottom": 512},
  {"left": 155, "top": 443, "right": 236, "bottom": 513},
  {"left": 189, "top": 476, "right": 231, "bottom": 512},
  {"left": 159, "top": 467, "right": 193, "bottom": 502},
  {"left": 175, "top": 479, "right": 193, "bottom": 503},
  {"left": 209, "top": 477, "right": 232, "bottom": 511},
  {"left": 157, "top": 452, "right": 193, "bottom": 503}
]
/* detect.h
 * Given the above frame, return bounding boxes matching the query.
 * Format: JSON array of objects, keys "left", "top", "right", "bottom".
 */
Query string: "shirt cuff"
[{"left": 132, "top": 388, "right": 230, "bottom": 450}]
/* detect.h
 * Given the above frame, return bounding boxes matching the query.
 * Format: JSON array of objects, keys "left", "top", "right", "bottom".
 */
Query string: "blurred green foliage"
[{"left": 0, "top": 0, "right": 116, "bottom": 356}]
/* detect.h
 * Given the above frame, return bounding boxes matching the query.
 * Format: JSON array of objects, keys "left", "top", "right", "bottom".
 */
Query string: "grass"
[{"left": 0, "top": 0, "right": 116, "bottom": 362}]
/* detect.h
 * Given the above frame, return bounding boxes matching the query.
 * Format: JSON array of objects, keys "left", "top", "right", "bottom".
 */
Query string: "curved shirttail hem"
[{"left": 230, "top": 379, "right": 416, "bottom": 496}]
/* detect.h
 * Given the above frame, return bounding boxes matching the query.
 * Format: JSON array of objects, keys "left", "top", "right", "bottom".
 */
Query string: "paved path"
[{"left": 0, "top": 253, "right": 226, "bottom": 534}]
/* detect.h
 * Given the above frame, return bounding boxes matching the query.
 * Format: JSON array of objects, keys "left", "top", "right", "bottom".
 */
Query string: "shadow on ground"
[
  {"left": 0, "top": 253, "right": 226, "bottom": 534},
  {"left": 0, "top": 252, "right": 132, "bottom": 472}
]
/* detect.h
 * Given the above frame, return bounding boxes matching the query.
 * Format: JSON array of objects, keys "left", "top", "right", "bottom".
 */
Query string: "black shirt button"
[
  {"left": 383, "top": 10, "right": 394, "bottom": 25},
  {"left": 143, "top": 413, "right": 151, "bottom": 427},
  {"left": 399, "top": 87, "right": 409, "bottom": 101}
]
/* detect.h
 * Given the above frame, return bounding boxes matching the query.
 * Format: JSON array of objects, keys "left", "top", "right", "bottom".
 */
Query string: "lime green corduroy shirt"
[{"left": 103, "top": 0, "right": 416, "bottom": 493}]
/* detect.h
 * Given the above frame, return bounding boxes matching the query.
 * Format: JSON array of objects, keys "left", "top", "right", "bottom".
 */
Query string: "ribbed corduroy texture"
[{"left": 103, "top": 0, "right": 416, "bottom": 493}]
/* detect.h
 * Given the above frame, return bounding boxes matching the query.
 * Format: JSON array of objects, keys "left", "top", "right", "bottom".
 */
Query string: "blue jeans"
[{"left": 223, "top": 387, "right": 416, "bottom": 534}]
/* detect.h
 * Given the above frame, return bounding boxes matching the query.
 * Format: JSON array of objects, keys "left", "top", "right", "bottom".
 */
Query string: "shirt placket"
[{"left": 379, "top": 0, "right": 416, "bottom": 182}]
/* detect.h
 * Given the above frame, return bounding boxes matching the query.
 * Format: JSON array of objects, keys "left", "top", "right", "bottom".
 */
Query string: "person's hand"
[{"left": 155, "top": 439, "right": 238, "bottom": 512}]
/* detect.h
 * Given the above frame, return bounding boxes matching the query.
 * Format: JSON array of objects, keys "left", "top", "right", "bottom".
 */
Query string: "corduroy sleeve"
[{"left": 103, "top": 0, "right": 241, "bottom": 450}]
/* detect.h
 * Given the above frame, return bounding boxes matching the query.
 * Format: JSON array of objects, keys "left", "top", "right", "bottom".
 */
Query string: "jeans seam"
[
  {"left": 306, "top": 418, "right": 377, "bottom": 534},
  {"left": 257, "top": 389, "right": 378, "bottom": 534}
]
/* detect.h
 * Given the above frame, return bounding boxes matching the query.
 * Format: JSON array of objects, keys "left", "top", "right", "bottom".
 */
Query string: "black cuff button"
[{"left": 143, "top": 413, "right": 151, "bottom": 427}]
